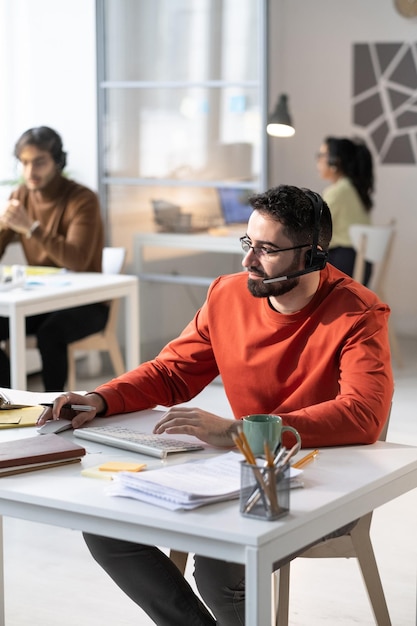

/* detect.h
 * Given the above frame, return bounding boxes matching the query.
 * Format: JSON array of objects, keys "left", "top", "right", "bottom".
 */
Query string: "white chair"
[
  {"left": 349, "top": 221, "right": 402, "bottom": 367},
  {"left": 272, "top": 408, "right": 392, "bottom": 626},
  {"left": 66, "top": 246, "right": 127, "bottom": 389}
]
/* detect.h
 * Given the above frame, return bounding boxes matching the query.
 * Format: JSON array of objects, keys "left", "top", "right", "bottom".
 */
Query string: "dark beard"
[
  {"left": 246, "top": 250, "right": 302, "bottom": 297},
  {"left": 247, "top": 276, "right": 299, "bottom": 298}
]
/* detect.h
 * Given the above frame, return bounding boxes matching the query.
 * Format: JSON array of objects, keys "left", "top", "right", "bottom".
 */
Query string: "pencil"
[
  {"left": 232, "top": 433, "right": 255, "bottom": 465},
  {"left": 292, "top": 449, "right": 319, "bottom": 469},
  {"left": 237, "top": 430, "right": 257, "bottom": 466},
  {"left": 264, "top": 441, "right": 274, "bottom": 467}
]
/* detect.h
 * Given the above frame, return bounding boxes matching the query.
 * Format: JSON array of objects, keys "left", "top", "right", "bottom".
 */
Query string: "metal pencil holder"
[{"left": 240, "top": 461, "right": 290, "bottom": 521}]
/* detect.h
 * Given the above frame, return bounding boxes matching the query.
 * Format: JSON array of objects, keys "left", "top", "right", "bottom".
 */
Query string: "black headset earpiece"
[
  {"left": 302, "top": 190, "right": 328, "bottom": 271},
  {"left": 56, "top": 150, "right": 67, "bottom": 170}
]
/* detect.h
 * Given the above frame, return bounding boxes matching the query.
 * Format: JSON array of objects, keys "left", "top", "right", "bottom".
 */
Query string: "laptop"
[{"left": 218, "top": 187, "right": 253, "bottom": 226}]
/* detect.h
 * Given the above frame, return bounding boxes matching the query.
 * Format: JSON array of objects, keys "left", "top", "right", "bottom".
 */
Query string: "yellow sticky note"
[
  {"left": 98, "top": 461, "right": 147, "bottom": 472},
  {"left": 0, "top": 406, "right": 45, "bottom": 429},
  {"left": 81, "top": 467, "right": 114, "bottom": 480}
]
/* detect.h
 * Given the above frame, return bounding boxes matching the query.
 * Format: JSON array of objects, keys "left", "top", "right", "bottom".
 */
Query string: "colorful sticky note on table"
[{"left": 0, "top": 406, "right": 45, "bottom": 429}]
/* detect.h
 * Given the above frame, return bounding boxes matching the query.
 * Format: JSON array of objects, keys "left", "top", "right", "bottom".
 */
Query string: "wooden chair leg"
[
  {"left": 350, "top": 526, "right": 391, "bottom": 626},
  {"left": 388, "top": 322, "right": 403, "bottom": 368},
  {"left": 169, "top": 549, "right": 188, "bottom": 575},
  {"left": 108, "top": 338, "right": 126, "bottom": 377},
  {"left": 67, "top": 348, "right": 77, "bottom": 391}
]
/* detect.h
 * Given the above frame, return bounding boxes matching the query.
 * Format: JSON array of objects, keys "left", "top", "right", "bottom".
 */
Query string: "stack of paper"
[
  {"left": 0, "top": 388, "right": 87, "bottom": 430},
  {"left": 0, "top": 387, "right": 86, "bottom": 409},
  {"left": 110, "top": 452, "right": 303, "bottom": 511}
]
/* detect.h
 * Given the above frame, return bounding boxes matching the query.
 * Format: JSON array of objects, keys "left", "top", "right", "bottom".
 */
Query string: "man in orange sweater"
[{"left": 40, "top": 185, "right": 393, "bottom": 625}]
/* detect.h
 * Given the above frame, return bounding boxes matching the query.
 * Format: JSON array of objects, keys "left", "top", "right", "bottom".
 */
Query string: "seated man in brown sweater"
[{"left": 0, "top": 126, "right": 109, "bottom": 391}]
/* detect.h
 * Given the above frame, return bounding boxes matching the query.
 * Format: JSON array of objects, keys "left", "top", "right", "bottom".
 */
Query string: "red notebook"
[{"left": 0, "top": 433, "right": 86, "bottom": 476}]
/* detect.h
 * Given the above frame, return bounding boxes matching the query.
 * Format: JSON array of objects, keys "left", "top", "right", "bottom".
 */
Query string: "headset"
[
  {"left": 303, "top": 189, "right": 328, "bottom": 271},
  {"left": 263, "top": 189, "right": 328, "bottom": 284},
  {"left": 55, "top": 149, "right": 67, "bottom": 171}
]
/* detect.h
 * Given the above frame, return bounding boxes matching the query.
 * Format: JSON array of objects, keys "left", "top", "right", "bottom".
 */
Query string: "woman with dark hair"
[{"left": 316, "top": 136, "right": 374, "bottom": 284}]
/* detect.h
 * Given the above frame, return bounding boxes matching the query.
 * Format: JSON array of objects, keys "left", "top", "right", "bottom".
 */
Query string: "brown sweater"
[{"left": 0, "top": 174, "right": 104, "bottom": 272}]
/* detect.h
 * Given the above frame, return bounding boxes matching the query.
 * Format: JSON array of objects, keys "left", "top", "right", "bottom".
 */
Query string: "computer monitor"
[{"left": 218, "top": 187, "right": 253, "bottom": 225}]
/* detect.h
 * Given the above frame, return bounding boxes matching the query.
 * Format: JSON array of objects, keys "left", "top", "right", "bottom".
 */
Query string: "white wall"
[
  {"left": 269, "top": 0, "right": 417, "bottom": 336},
  {"left": 0, "top": 0, "right": 97, "bottom": 191}
]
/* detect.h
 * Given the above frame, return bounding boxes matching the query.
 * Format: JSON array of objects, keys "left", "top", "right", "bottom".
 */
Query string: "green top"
[{"left": 323, "top": 177, "right": 371, "bottom": 248}]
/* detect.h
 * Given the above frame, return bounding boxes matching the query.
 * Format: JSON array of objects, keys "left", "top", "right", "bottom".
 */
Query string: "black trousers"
[
  {"left": 83, "top": 533, "right": 246, "bottom": 626},
  {"left": 82, "top": 522, "right": 358, "bottom": 625},
  {"left": 328, "top": 246, "right": 372, "bottom": 286},
  {"left": 0, "top": 303, "right": 109, "bottom": 391}
]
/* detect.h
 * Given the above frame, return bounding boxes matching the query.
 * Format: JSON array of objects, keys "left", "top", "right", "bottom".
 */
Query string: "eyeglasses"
[
  {"left": 316, "top": 151, "right": 328, "bottom": 160},
  {"left": 239, "top": 236, "right": 310, "bottom": 258}
]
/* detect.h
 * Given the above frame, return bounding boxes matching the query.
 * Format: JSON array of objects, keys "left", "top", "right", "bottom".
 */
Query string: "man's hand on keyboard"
[
  {"left": 36, "top": 392, "right": 105, "bottom": 428},
  {"left": 153, "top": 407, "right": 238, "bottom": 448}
]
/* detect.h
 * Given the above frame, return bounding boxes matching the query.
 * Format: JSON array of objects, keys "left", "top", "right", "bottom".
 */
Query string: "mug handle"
[{"left": 281, "top": 425, "right": 301, "bottom": 446}]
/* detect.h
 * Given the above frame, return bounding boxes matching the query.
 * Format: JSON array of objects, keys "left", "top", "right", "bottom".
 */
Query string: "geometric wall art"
[{"left": 353, "top": 43, "right": 417, "bottom": 164}]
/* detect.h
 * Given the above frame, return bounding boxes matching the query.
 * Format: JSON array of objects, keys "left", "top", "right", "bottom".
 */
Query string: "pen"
[
  {"left": 41, "top": 403, "right": 94, "bottom": 412},
  {"left": 292, "top": 449, "right": 319, "bottom": 469}
]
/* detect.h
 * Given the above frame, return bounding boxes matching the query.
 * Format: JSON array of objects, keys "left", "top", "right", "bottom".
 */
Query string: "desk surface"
[
  {"left": 0, "top": 271, "right": 137, "bottom": 310},
  {"left": 134, "top": 231, "right": 244, "bottom": 254},
  {"left": 0, "top": 411, "right": 416, "bottom": 625},
  {"left": 0, "top": 271, "right": 139, "bottom": 389}
]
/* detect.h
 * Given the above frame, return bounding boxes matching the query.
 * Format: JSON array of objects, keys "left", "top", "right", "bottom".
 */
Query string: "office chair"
[
  {"left": 349, "top": 221, "right": 402, "bottom": 367},
  {"left": 66, "top": 246, "right": 127, "bottom": 389},
  {"left": 272, "top": 407, "right": 392, "bottom": 626}
]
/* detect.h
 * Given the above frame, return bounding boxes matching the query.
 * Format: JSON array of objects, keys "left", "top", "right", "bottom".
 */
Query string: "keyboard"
[{"left": 73, "top": 425, "right": 204, "bottom": 459}]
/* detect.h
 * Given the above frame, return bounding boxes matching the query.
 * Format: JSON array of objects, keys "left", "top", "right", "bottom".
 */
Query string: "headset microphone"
[{"left": 262, "top": 263, "right": 325, "bottom": 284}]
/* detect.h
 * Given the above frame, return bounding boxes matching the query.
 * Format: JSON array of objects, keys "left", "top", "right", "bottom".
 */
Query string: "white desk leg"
[
  {"left": 0, "top": 516, "right": 4, "bottom": 626},
  {"left": 9, "top": 307, "right": 27, "bottom": 390},
  {"left": 246, "top": 546, "right": 272, "bottom": 626},
  {"left": 124, "top": 282, "right": 139, "bottom": 370}
]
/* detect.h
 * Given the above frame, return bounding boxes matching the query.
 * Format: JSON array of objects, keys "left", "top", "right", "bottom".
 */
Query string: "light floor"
[{"left": 3, "top": 336, "right": 417, "bottom": 625}]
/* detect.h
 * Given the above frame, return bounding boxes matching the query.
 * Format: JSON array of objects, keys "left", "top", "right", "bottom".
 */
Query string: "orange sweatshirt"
[{"left": 96, "top": 264, "right": 393, "bottom": 448}]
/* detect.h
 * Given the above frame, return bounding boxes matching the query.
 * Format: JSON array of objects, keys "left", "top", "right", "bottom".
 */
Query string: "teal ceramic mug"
[{"left": 242, "top": 414, "right": 301, "bottom": 457}]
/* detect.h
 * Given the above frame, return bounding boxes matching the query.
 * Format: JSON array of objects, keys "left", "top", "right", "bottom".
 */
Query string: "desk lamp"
[{"left": 267, "top": 94, "right": 295, "bottom": 137}]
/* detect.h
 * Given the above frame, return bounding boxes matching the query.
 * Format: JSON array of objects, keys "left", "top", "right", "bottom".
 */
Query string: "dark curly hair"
[{"left": 248, "top": 184, "right": 332, "bottom": 250}]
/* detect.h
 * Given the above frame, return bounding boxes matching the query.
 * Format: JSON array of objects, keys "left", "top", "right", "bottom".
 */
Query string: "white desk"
[
  {"left": 0, "top": 272, "right": 139, "bottom": 389},
  {"left": 0, "top": 411, "right": 416, "bottom": 625}
]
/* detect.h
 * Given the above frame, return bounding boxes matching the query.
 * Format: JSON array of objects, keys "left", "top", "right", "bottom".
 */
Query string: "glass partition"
[{"left": 97, "top": 0, "right": 267, "bottom": 263}]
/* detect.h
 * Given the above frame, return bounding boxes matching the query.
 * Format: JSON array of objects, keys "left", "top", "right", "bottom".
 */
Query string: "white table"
[
  {"left": 0, "top": 411, "right": 416, "bottom": 625},
  {"left": 0, "top": 272, "right": 139, "bottom": 389}
]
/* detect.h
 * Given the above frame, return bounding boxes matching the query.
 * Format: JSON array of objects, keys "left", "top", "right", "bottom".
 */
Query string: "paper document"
[
  {"left": 0, "top": 387, "right": 87, "bottom": 409},
  {"left": 110, "top": 452, "right": 303, "bottom": 511}
]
